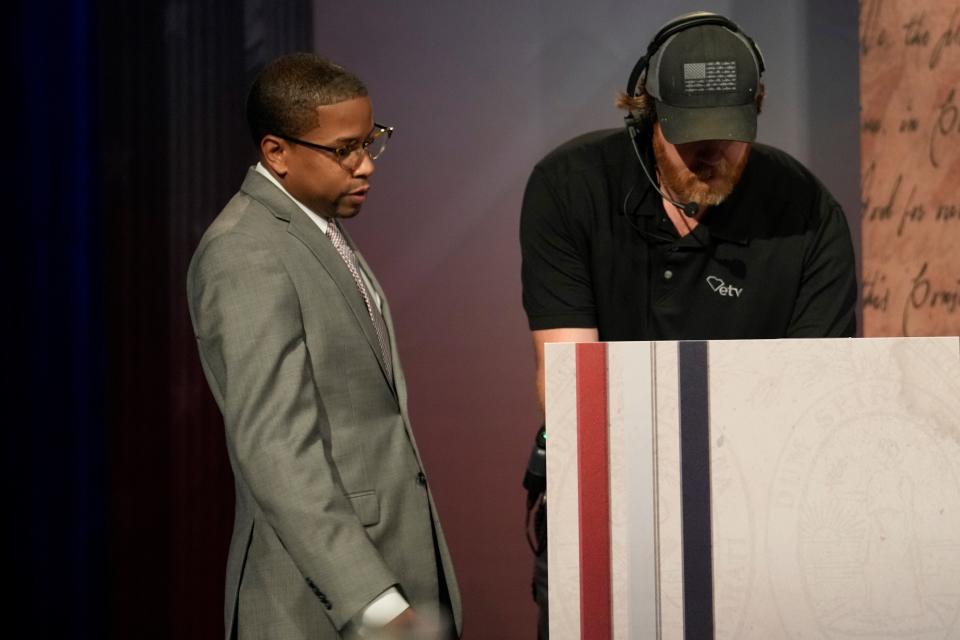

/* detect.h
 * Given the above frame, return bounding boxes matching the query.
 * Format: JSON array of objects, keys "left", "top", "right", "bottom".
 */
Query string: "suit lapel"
[
  {"left": 346, "top": 230, "right": 401, "bottom": 392},
  {"left": 351, "top": 235, "right": 423, "bottom": 462},
  {"left": 239, "top": 169, "right": 396, "bottom": 392}
]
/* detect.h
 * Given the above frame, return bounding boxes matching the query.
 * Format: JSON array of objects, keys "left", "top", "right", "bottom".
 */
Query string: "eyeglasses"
[{"left": 279, "top": 123, "right": 394, "bottom": 171}]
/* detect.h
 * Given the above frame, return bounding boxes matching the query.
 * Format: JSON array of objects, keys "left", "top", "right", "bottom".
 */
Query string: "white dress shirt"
[{"left": 254, "top": 163, "right": 382, "bottom": 312}]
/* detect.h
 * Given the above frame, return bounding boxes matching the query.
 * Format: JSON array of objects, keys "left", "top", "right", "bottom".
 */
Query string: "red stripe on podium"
[{"left": 575, "top": 343, "right": 611, "bottom": 640}]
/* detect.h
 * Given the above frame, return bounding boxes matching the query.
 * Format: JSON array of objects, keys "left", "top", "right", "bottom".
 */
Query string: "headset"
[{"left": 623, "top": 12, "right": 766, "bottom": 217}]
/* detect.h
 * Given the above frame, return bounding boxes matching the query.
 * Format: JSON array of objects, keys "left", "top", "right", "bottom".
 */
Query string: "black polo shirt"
[{"left": 520, "top": 127, "right": 857, "bottom": 340}]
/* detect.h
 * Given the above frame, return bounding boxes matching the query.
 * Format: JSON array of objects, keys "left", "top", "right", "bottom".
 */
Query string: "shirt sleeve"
[
  {"left": 352, "top": 587, "right": 409, "bottom": 637},
  {"left": 785, "top": 197, "right": 858, "bottom": 337},
  {"left": 520, "top": 165, "right": 598, "bottom": 330}
]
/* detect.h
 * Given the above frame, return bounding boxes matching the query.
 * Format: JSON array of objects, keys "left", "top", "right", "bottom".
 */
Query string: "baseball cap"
[{"left": 644, "top": 23, "right": 762, "bottom": 144}]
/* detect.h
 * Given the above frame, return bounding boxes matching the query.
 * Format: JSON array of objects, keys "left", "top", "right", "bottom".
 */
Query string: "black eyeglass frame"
[{"left": 278, "top": 123, "right": 394, "bottom": 168}]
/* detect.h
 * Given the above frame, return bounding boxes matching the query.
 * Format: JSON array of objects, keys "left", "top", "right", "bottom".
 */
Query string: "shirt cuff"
[{"left": 353, "top": 587, "right": 409, "bottom": 637}]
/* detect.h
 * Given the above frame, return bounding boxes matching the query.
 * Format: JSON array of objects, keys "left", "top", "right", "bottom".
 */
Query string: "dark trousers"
[{"left": 532, "top": 499, "right": 548, "bottom": 639}]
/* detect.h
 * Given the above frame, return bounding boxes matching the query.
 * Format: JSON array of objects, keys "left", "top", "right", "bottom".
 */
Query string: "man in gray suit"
[{"left": 187, "top": 53, "right": 461, "bottom": 640}]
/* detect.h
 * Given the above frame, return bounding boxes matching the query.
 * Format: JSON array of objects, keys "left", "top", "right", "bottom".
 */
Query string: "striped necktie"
[{"left": 326, "top": 221, "right": 394, "bottom": 383}]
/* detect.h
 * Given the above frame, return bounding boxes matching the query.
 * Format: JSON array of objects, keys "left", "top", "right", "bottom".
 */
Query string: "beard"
[{"left": 652, "top": 134, "right": 751, "bottom": 208}]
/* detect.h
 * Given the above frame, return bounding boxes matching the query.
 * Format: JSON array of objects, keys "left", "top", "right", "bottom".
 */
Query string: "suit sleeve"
[
  {"left": 189, "top": 230, "right": 397, "bottom": 630},
  {"left": 785, "top": 198, "right": 858, "bottom": 338}
]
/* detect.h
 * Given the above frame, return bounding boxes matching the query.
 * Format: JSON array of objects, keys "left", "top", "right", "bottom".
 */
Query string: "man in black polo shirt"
[{"left": 519, "top": 12, "right": 856, "bottom": 638}]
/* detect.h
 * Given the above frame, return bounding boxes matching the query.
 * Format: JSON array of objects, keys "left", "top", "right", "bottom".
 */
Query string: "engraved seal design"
[{"left": 768, "top": 379, "right": 960, "bottom": 639}]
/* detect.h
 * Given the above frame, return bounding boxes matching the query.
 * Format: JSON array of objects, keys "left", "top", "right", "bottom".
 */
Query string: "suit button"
[{"left": 416, "top": 472, "right": 427, "bottom": 486}]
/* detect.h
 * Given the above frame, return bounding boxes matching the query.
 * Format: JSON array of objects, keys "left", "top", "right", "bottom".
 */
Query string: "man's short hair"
[{"left": 246, "top": 53, "right": 368, "bottom": 146}]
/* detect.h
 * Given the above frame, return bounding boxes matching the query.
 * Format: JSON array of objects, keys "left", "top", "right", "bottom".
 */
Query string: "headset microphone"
[{"left": 625, "top": 115, "right": 700, "bottom": 218}]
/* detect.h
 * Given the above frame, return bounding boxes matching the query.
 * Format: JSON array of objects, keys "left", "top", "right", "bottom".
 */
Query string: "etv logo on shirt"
[{"left": 706, "top": 275, "right": 743, "bottom": 298}]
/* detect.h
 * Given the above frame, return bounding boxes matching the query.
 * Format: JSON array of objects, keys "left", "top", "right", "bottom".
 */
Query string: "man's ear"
[
  {"left": 260, "top": 135, "right": 289, "bottom": 177},
  {"left": 755, "top": 82, "right": 765, "bottom": 115}
]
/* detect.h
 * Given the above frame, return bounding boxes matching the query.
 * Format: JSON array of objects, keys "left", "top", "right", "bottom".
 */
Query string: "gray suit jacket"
[{"left": 187, "top": 168, "right": 462, "bottom": 640}]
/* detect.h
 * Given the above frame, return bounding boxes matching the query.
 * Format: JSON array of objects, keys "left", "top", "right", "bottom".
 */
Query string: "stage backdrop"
[
  {"left": 314, "top": 1, "right": 860, "bottom": 636},
  {"left": 859, "top": 0, "right": 960, "bottom": 336}
]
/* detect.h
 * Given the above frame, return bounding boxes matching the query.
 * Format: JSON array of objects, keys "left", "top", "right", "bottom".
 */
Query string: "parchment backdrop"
[{"left": 860, "top": 0, "right": 960, "bottom": 336}]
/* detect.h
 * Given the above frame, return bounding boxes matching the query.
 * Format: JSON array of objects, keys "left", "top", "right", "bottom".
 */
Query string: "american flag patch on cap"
[{"left": 684, "top": 61, "right": 737, "bottom": 93}]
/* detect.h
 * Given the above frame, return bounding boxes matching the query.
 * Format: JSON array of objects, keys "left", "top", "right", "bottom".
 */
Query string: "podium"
[{"left": 545, "top": 338, "right": 960, "bottom": 639}]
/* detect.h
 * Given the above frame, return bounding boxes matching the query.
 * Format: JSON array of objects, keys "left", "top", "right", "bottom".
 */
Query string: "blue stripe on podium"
[{"left": 678, "top": 341, "right": 714, "bottom": 639}]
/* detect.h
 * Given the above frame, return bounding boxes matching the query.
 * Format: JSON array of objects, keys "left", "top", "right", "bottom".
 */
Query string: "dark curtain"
[
  {"left": 7, "top": 1, "right": 311, "bottom": 637},
  {"left": 100, "top": 2, "right": 312, "bottom": 637},
  {"left": 6, "top": 1, "right": 106, "bottom": 638}
]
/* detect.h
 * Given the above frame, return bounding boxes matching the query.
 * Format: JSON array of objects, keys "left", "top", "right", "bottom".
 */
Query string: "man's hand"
[
  {"left": 375, "top": 606, "right": 451, "bottom": 640},
  {"left": 383, "top": 608, "right": 419, "bottom": 632}
]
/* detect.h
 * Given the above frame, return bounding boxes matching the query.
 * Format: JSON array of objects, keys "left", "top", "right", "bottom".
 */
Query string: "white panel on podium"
[{"left": 546, "top": 337, "right": 960, "bottom": 640}]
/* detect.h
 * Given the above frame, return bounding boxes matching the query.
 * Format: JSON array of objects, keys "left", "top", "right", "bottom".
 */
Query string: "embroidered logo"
[
  {"left": 706, "top": 275, "right": 743, "bottom": 298},
  {"left": 684, "top": 61, "right": 737, "bottom": 93}
]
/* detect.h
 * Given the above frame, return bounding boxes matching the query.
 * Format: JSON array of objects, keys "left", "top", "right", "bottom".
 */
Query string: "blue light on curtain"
[{"left": 8, "top": 1, "right": 106, "bottom": 636}]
